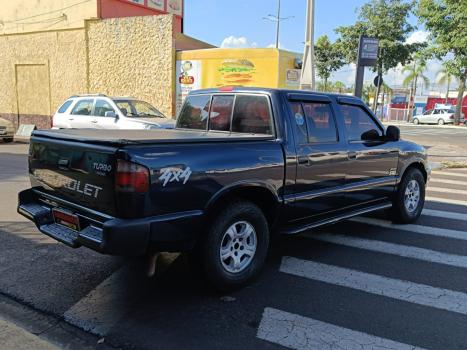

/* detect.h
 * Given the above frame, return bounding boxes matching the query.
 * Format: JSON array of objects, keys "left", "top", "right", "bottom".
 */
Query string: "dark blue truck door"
[
  {"left": 286, "top": 94, "right": 348, "bottom": 222},
  {"left": 337, "top": 98, "right": 398, "bottom": 206}
]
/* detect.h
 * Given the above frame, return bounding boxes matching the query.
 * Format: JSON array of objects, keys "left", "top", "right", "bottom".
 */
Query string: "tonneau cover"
[{"left": 32, "top": 129, "right": 274, "bottom": 145}]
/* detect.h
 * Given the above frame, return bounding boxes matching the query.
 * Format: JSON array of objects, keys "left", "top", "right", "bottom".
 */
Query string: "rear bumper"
[{"left": 18, "top": 188, "right": 203, "bottom": 256}]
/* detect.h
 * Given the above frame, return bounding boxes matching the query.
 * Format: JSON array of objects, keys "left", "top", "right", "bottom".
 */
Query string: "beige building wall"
[
  {"left": 0, "top": 29, "right": 88, "bottom": 128},
  {"left": 87, "top": 15, "right": 176, "bottom": 117},
  {"left": 0, "top": 0, "right": 97, "bottom": 35}
]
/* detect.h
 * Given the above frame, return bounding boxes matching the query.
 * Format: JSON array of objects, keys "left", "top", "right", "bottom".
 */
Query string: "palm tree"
[
  {"left": 437, "top": 66, "right": 456, "bottom": 104},
  {"left": 332, "top": 81, "right": 347, "bottom": 93},
  {"left": 402, "top": 59, "right": 430, "bottom": 120}
]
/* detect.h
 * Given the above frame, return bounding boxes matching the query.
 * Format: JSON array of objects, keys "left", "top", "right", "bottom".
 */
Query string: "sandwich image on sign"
[{"left": 218, "top": 59, "right": 256, "bottom": 85}]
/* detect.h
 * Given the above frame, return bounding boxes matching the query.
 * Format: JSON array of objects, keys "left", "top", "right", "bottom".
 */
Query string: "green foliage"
[
  {"left": 402, "top": 58, "right": 430, "bottom": 89},
  {"left": 418, "top": 0, "right": 467, "bottom": 121},
  {"left": 335, "top": 0, "right": 423, "bottom": 73},
  {"left": 314, "top": 35, "right": 345, "bottom": 90}
]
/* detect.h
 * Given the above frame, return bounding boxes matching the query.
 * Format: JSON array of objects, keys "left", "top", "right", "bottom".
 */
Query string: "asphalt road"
[{"left": 1, "top": 141, "right": 467, "bottom": 349}]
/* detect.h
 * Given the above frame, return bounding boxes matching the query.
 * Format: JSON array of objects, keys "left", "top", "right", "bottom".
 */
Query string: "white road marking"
[
  {"left": 422, "top": 208, "right": 467, "bottom": 221},
  {"left": 281, "top": 257, "right": 467, "bottom": 315},
  {"left": 426, "top": 196, "right": 467, "bottom": 207},
  {"left": 257, "top": 307, "right": 426, "bottom": 350},
  {"left": 432, "top": 171, "right": 467, "bottom": 178},
  {"left": 427, "top": 186, "right": 467, "bottom": 196},
  {"left": 304, "top": 232, "right": 467, "bottom": 269},
  {"left": 430, "top": 178, "right": 467, "bottom": 186},
  {"left": 351, "top": 217, "right": 467, "bottom": 241}
]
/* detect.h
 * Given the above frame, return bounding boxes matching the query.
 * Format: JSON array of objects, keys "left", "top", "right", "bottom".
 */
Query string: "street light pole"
[
  {"left": 300, "top": 0, "right": 316, "bottom": 90},
  {"left": 275, "top": 0, "right": 281, "bottom": 49}
]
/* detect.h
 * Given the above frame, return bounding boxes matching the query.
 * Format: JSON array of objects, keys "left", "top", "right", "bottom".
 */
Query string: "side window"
[
  {"left": 94, "top": 99, "right": 115, "bottom": 117},
  {"left": 177, "top": 95, "right": 211, "bottom": 130},
  {"left": 57, "top": 100, "right": 73, "bottom": 114},
  {"left": 231, "top": 95, "right": 272, "bottom": 134},
  {"left": 302, "top": 102, "right": 338, "bottom": 143},
  {"left": 209, "top": 95, "right": 234, "bottom": 131},
  {"left": 289, "top": 102, "right": 308, "bottom": 144},
  {"left": 340, "top": 104, "right": 383, "bottom": 141},
  {"left": 71, "top": 99, "right": 94, "bottom": 116}
]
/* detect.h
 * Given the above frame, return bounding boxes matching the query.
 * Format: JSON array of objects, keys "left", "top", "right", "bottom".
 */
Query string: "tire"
[
  {"left": 413, "top": 118, "right": 419, "bottom": 125},
  {"left": 199, "top": 201, "right": 269, "bottom": 292},
  {"left": 390, "top": 168, "right": 425, "bottom": 224},
  {"left": 2, "top": 138, "right": 13, "bottom": 143},
  {"left": 438, "top": 119, "right": 445, "bottom": 125}
]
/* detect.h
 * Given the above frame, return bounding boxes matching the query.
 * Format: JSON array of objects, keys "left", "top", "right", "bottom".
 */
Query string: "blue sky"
[{"left": 184, "top": 1, "right": 446, "bottom": 92}]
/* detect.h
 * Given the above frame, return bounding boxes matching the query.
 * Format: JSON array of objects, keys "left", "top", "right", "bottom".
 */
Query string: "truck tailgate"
[{"left": 29, "top": 136, "right": 118, "bottom": 216}]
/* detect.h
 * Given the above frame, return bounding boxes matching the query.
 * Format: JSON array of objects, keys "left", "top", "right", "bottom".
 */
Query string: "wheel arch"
[{"left": 204, "top": 182, "right": 281, "bottom": 229}]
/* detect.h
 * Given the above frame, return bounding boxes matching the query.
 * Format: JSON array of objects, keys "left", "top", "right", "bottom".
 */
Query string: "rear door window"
[
  {"left": 231, "top": 95, "right": 273, "bottom": 134},
  {"left": 177, "top": 95, "right": 211, "bottom": 130},
  {"left": 302, "top": 102, "right": 338, "bottom": 143},
  {"left": 209, "top": 95, "right": 234, "bottom": 131},
  {"left": 71, "top": 99, "right": 94, "bottom": 116}
]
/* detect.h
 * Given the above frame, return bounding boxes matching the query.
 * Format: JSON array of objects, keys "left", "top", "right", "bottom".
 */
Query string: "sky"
[{"left": 184, "top": 0, "right": 448, "bottom": 93}]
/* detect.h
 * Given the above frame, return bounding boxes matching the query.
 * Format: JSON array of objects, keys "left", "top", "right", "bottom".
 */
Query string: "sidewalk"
[
  {"left": 382, "top": 121, "right": 467, "bottom": 129},
  {"left": 0, "top": 318, "right": 59, "bottom": 350}
]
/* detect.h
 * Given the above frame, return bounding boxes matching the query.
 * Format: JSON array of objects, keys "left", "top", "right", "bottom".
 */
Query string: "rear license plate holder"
[{"left": 52, "top": 208, "right": 80, "bottom": 231}]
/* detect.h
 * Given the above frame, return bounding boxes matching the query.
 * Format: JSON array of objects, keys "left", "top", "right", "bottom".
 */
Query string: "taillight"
[
  {"left": 51, "top": 117, "right": 54, "bottom": 128},
  {"left": 449, "top": 114, "right": 454, "bottom": 119},
  {"left": 116, "top": 160, "right": 150, "bottom": 193}
]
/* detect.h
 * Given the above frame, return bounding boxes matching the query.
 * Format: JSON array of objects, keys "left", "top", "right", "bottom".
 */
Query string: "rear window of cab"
[{"left": 176, "top": 94, "right": 273, "bottom": 135}]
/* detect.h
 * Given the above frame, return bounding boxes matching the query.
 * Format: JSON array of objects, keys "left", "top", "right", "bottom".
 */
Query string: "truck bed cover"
[{"left": 32, "top": 129, "right": 274, "bottom": 145}]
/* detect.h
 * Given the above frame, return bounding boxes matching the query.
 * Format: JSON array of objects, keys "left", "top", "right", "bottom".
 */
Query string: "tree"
[
  {"left": 335, "top": 0, "right": 423, "bottom": 105},
  {"left": 437, "top": 65, "right": 456, "bottom": 103},
  {"left": 332, "top": 81, "right": 347, "bottom": 93},
  {"left": 314, "top": 35, "right": 345, "bottom": 91},
  {"left": 418, "top": 0, "right": 467, "bottom": 123},
  {"left": 402, "top": 57, "right": 430, "bottom": 120}
]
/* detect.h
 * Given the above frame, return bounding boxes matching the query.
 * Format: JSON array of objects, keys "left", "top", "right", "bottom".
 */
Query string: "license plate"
[{"left": 52, "top": 208, "right": 80, "bottom": 231}]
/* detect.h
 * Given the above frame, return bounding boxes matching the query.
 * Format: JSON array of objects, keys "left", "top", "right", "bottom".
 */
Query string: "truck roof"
[{"left": 189, "top": 87, "right": 358, "bottom": 101}]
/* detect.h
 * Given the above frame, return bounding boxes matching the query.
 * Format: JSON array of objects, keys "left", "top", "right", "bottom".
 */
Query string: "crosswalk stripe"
[
  {"left": 423, "top": 208, "right": 467, "bottom": 222},
  {"left": 430, "top": 178, "right": 467, "bottom": 186},
  {"left": 426, "top": 196, "right": 467, "bottom": 207},
  {"left": 280, "top": 257, "right": 467, "bottom": 315},
  {"left": 427, "top": 186, "right": 467, "bottom": 196},
  {"left": 351, "top": 217, "right": 467, "bottom": 241},
  {"left": 257, "top": 307, "right": 426, "bottom": 350},
  {"left": 432, "top": 171, "right": 467, "bottom": 178},
  {"left": 303, "top": 232, "right": 467, "bottom": 269}
]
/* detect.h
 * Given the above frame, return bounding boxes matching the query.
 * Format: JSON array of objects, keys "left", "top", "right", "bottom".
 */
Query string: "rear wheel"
[
  {"left": 199, "top": 201, "right": 269, "bottom": 292},
  {"left": 390, "top": 168, "right": 425, "bottom": 224},
  {"left": 438, "top": 118, "right": 445, "bottom": 125},
  {"left": 413, "top": 118, "right": 419, "bottom": 125}
]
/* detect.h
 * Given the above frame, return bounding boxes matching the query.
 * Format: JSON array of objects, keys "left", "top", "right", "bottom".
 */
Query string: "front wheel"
[
  {"left": 200, "top": 201, "right": 269, "bottom": 292},
  {"left": 413, "top": 118, "right": 419, "bottom": 125},
  {"left": 390, "top": 168, "right": 425, "bottom": 224},
  {"left": 438, "top": 118, "right": 445, "bottom": 125},
  {"left": 2, "top": 138, "right": 13, "bottom": 143}
]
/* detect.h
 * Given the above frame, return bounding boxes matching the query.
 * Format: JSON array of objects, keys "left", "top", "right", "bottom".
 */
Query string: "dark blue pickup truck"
[{"left": 18, "top": 88, "right": 429, "bottom": 291}]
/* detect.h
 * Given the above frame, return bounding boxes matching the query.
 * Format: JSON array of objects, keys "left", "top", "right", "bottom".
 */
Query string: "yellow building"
[{"left": 0, "top": 0, "right": 208, "bottom": 129}]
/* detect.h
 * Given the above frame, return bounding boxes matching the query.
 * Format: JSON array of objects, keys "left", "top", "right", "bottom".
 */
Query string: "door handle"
[
  {"left": 298, "top": 156, "right": 309, "bottom": 165},
  {"left": 91, "top": 120, "right": 98, "bottom": 123},
  {"left": 348, "top": 151, "right": 357, "bottom": 160},
  {"left": 68, "top": 118, "right": 74, "bottom": 121}
]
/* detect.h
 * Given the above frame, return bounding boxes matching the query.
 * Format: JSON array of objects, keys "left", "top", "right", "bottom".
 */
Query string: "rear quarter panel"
[{"left": 121, "top": 140, "right": 286, "bottom": 216}]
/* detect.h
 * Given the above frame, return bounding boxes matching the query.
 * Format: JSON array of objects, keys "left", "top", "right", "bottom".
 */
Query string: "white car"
[
  {"left": 412, "top": 107, "right": 455, "bottom": 125},
  {"left": 52, "top": 95, "right": 175, "bottom": 130},
  {"left": 0, "top": 117, "right": 14, "bottom": 143}
]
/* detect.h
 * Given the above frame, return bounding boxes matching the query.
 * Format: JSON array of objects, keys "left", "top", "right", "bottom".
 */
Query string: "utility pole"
[
  {"left": 263, "top": 0, "right": 293, "bottom": 49},
  {"left": 300, "top": 0, "right": 315, "bottom": 90},
  {"left": 275, "top": 0, "right": 280, "bottom": 49}
]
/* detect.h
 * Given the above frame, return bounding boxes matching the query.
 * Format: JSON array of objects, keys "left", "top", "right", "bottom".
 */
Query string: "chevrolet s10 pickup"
[{"left": 18, "top": 88, "right": 429, "bottom": 291}]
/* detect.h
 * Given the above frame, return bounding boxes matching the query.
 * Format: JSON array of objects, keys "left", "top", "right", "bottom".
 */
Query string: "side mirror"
[
  {"left": 105, "top": 111, "right": 117, "bottom": 118},
  {"left": 361, "top": 129, "right": 381, "bottom": 141},
  {"left": 385, "top": 125, "right": 400, "bottom": 141}
]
